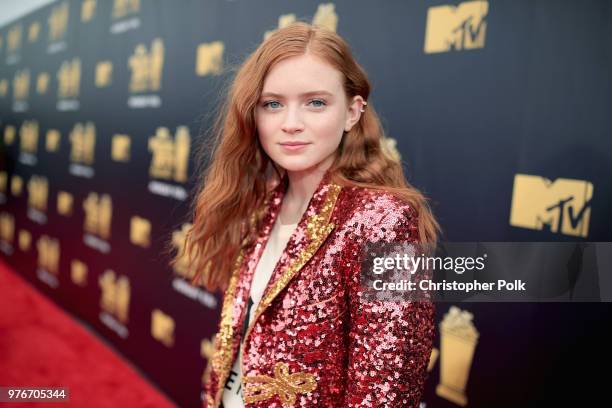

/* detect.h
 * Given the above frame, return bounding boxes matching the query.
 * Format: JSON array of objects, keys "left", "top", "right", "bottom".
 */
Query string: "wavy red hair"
[{"left": 176, "top": 22, "right": 440, "bottom": 292}]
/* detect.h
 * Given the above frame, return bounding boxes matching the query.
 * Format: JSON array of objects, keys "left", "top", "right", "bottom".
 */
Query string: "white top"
[{"left": 221, "top": 218, "right": 298, "bottom": 408}]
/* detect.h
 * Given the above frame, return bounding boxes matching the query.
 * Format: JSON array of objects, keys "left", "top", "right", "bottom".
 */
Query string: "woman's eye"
[
  {"left": 308, "top": 99, "right": 326, "bottom": 108},
  {"left": 263, "top": 101, "right": 281, "bottom": 109}
]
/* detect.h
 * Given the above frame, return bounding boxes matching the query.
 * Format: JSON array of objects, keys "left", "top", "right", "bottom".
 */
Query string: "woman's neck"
[{"left": 279, "top": 159, "right": 332, "bottom": 225}]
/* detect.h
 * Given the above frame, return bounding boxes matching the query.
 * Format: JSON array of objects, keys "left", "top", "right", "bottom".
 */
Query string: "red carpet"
[{"left": 0, "top": 260, "right": 176, "bottom": 407}]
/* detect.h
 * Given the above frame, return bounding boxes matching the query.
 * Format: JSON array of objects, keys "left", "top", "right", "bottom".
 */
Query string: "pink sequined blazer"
[{"left": 203, "top": 171, "right": 434, "bottom": 407}]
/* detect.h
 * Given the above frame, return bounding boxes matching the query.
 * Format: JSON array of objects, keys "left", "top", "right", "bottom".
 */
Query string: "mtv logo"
[
  {"left": 510, "top": 174, "right": 593, "bottom": 238},
  {"left": 424, "top": 1, "right": 488, "bottom": 54}
]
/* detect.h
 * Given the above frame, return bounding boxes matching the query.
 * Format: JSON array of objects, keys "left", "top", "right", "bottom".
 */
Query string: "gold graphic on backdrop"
[
  {"left": 435, "top": 306, "right": 479, "bottom": 407},
  {"left": 20, "top": 120, "right": 39, "bottom": 154},
  {"left": 381, "top": 136, "right": 401, "bottom": 163},
  {"left": 201, "top": 337, "right": 215, "bottom": 385},
  {"left": 28, "top": 22, "right": 41, "bottom": 42},
  {"left": 0, "top": 34, "right": 3, "bottom": 50},
  {"left": 195, "top": 41, "right": 224, "bottom": 76},
  {"left": 112, "top": 0, "right": 140, "bottom": 19},
  {"left": 57, "top": 191, "right": 74, "bottom": 216},
  {"left": 130, "top": 216, "right": 151, "bottom": 248},
  {"left": 111, "top": 134, "right": 131, "bottom": 162},
  {"left": 48, "top": 1, "right": 69, "bottom": 42},
  {"left": 151, "top": 309, "right": 175, "bottom": 347},
  {"left": 13, "top": 69, "right": 30, "bottom": 102},
  {"left": 0, "top": 173, "right": 6, "bottom": 193},
  {"left": 0, "top": 79, "right": 8, "bottom": 97},
  {"left": 37, "top": 235, "right": 60, "bottom": 274},
  {"left": 81, "top": 0, "right": 96, "bottom": 22},
  {"left": 57, "top": 58, "right": 81, "bottom": 99},
  {"left": 264, "top": 2, "right": 338, "bottom": 40},
  {"left": 264, "top": 14, "right": 296, "bottom": 40},
  {"left": 0, "top": 213, "right": 15, "bottom": 244},
  {"left": 8, "top": 24, "right": 22, "bottom": 53},
  {"left": 99, "top": 270, "right": 130, "bottom": 323},
  {"left": 312, "top": 3, "right": 338, "bottom": 32},
  {"left": 46, "top": 129, "right": 61, "bottom": 152},
  {"left": 71, "top": 260, "right": 88, "bottom": 286},
  {"left": 128, "top": 38, "right": 164, "bottom": 93},
  {"left": 83, "top": 192, "right": 112, "bottom": 239},
  {"left": 11, "top": 175, "right": 23, "bottom": 196},
  {"left": 172, "top": 223, "right": 193, "bottom": 279},
  {"left": 148, "top": 126, "right": 190, "bottom": 182},
  {"left": 424, "top": 1, "right": 488, "bottom": 54},
  {"left": 37, "top": 72, "right": 50, "bottom": 94},
  {"left": 19, "top": 230, "right": 32, "bottom": 251},
  {"left": 4, "top": 126, "right": 16, "bottom": 145},
  {"left": 510, "top": 174, "right": 593, "bottom": 237},
  {"left": 95, "top": 61, "right": 113, "bottom": 87},
  {"left": 70, "top": 122, "right": 96, "bottom": 164},
  {"left": 28, "top": 176, "right": 48, "bottom": 212}
]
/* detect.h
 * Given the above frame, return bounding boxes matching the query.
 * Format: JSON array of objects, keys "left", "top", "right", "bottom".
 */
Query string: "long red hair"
[{"left": 176, "top": 22, "right": 440, "bottom": 292}]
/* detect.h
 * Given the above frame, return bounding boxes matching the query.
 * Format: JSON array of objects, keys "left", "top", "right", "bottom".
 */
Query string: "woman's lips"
[{"left": 279, "top": 142, "right": 310, "bottom": 151}]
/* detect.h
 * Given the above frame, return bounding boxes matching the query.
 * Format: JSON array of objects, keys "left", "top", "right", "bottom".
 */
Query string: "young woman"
[{"left": 182, "top": 22, "right": 439, "bottom": 408}]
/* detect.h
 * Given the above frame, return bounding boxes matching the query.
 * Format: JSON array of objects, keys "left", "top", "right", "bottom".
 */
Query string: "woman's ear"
[{"left": 344, "top": 95, "right": 366, "bottom": 132}]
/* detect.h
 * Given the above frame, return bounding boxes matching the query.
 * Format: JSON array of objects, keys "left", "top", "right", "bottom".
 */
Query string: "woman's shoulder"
[{"left": 335, "top": 185, "right": 419, "bottom": 238}]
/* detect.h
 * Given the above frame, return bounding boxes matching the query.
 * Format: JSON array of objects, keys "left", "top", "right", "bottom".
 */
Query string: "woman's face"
[{"left": 256, "top": 53, "right": 363, "bottom": 174}]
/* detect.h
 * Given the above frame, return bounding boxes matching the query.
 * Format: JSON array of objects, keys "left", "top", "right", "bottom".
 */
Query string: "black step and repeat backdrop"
[{"left": 1, "top": 1, "right": 611, "bottom": 407}]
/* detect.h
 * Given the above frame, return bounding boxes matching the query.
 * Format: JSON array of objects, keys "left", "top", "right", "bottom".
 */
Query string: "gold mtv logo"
[
  {"left": 28, "top": 22, "right": 41, "bottom": 43},
  {"left": 13, "top": 69, "right": 30, "bottom": 102},
  {"left": 0, "top": 213, "right": 15, "bottom": 244},
  {"left": 8, "top": 24, "right": 22, "bottom": 53},
  {"left": 70, "top": 122, "right": 95, "bottom": 164},
  {"left": 20, "top": 120, "right": 39, "bottom": 154},
  {"left": 0, "top": 79, "right": 8, "bottom": 97},
  {"left": 48, "top": 1, "right": 69, "bottom": 42},
  {"left": 57, "top": 191, "right": 74, "bottom": 216},
  {"left": 111, "top": 134, "right": 131, "bottom": 162},
  {"left": 11, "top": 175, "right": 23, "bottom": 196},
  {"left": 83, "top": 192, "right": 112, "bottom": 239},
  {"left": 37, "top": 72, "right": 49, "bottom": 94},
  {"left": 19, "top": 230, "right": 32, "bottom": 251},
  {"left": 28, "top": 176, "right": 48, "bottom": 212},
  {"left": 172, "top": 223, "right": 193, "bottom": 279},
  {"left": 71, "top": 259, "right": 88, "bottom": 286},
  {"left": 46, "top": 129, "right": 61, "bottom": 152},
  {"left": 151, "top": 309, "right": 175, "bottom": 347},
  {"left": 113, "top": 0, "right": 140, "bottom": 19},
  {"left": 81, "top": 0, "right": 97, "bottom": 23},
  {"left": 4, "top": 126, "right": 16, "bottom": 145},
  {"left": 427, "top": 306, "right": 479, "bottom": 407},
  {"left": 510, "top": 174, "right": 593, "bottom": 237},
  {"left": 130, "top": 216, "right": 151, "bottom": 248},
  {"left": 99, "top": 270, "right": 130, "bottom": 323},
  {"left": 129, "top": 38, "right": 164, "bottom": 93},
  {"left": 148, "top": 126, "right": 190, "bottom": 182},
  {"left": 195, "top": 41, "right": 224, "bottom": 76},
  {"left": 0, "top": 172, "right": 6, "bottom": 193},
  {"left": 57, "top": 58, "right": 81, "bottom": 99},
  {"left": 264, "top": 3, "right": 338, "bottom": 40},
  {"left": 95, "top": 61, "right": 112, "bottom": 87},
  {"left": 37, "top": 235, "right": 60, "bottom": 274},
  {"left": 381, "top": 136, "right": 401, "bottom": 163},
  {"left": 424, "top": 1, "right": 488, "bottom": 54}
]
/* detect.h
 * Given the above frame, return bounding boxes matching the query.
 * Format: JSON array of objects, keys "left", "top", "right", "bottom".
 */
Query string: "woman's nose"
[{"left": 280, "top": 107, "right": 305, "bottom": 134}]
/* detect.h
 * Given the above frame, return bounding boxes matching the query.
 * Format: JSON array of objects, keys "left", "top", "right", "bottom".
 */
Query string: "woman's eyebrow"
[{"left": 260, "top": 90, "right": 334, "bottom": 98}]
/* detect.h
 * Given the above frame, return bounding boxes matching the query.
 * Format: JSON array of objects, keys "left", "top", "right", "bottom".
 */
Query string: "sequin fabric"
[{"left": 203, "top": 170, "right": 435, "bottom": 407}]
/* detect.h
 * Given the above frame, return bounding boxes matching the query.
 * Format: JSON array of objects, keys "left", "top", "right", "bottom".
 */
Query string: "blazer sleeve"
[{"left": 344, "top": 204, "right": 435, "bottom": 407}]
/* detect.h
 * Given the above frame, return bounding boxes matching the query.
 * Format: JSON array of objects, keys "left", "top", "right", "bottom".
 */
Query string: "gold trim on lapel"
[
  {"left": 210, "top": 191, "right": 278, "bottom": 408},
  {"left": 239, "top": 181, "right": 342, "bottom": 405}
]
